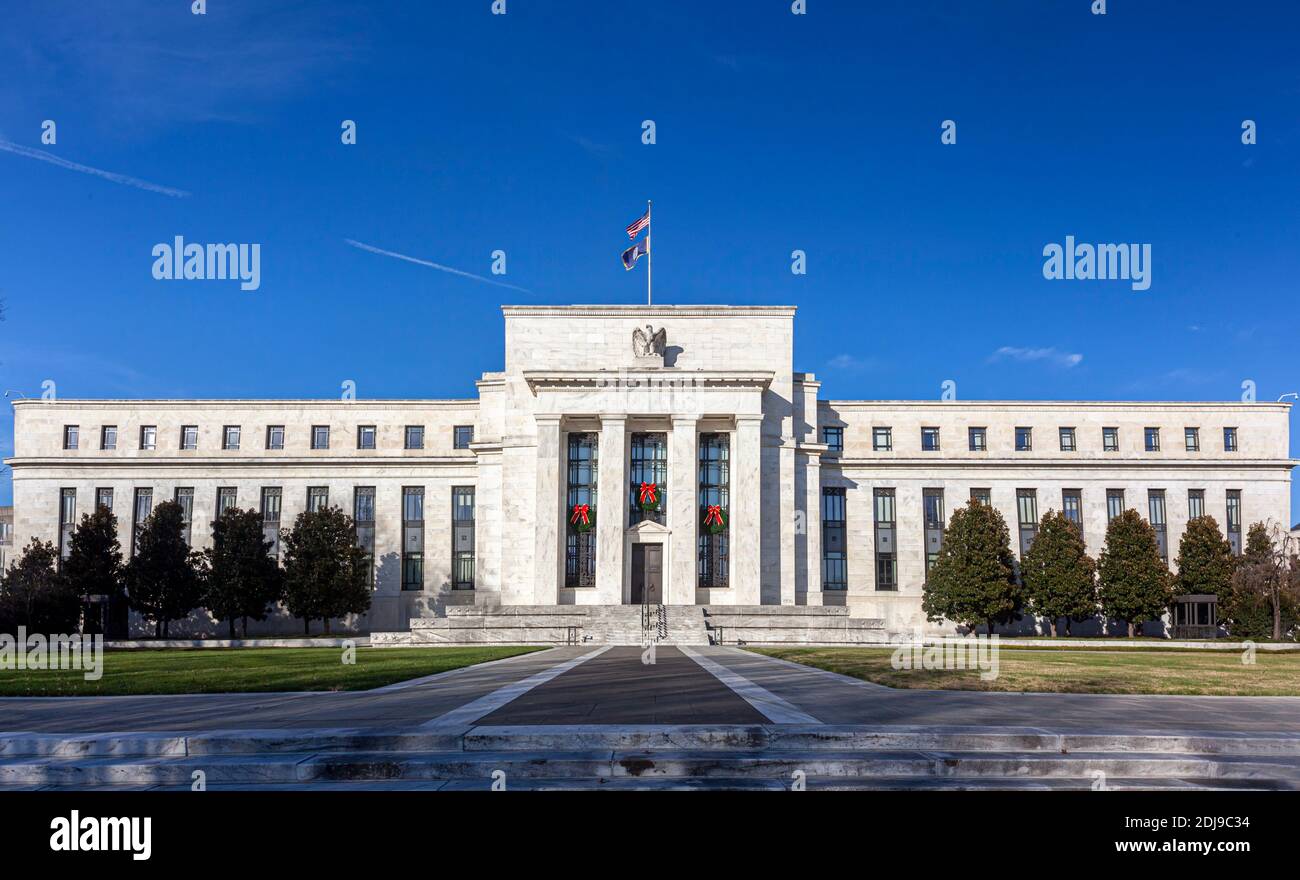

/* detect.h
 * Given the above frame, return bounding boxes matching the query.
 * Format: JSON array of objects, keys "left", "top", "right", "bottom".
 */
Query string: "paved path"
[{"left": 3, "top": 645, "right": 1300, "bottom": 737}]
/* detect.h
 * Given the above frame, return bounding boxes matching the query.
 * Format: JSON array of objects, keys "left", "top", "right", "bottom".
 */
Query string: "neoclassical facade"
[{"left": 6, "top": 305, "right": 1295, "bottom": 636}]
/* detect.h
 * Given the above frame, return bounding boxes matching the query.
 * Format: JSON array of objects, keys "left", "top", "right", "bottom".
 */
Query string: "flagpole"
[{"left": 646, "top": 199, "right": 652, "bottom": 306}]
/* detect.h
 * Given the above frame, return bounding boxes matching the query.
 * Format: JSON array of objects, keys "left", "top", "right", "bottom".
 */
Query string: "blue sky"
[{"left": 0, "top": 0, "right": 1297, "bottom": 512}]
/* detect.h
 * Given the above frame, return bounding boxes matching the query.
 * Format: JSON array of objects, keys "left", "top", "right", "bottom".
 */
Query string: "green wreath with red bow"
[
  {"left": 637, "top": 481, "right": 661, "bottom": 513},
  {"left": 569, "top": 503, "right": 596, "bottom": 533},
  {"left": 702, "top": 504, "right": 727, "bottom": 535}
]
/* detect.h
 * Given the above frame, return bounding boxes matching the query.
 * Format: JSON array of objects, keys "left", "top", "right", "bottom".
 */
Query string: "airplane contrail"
[
  {"left": 344, "top": 239, "right": 533, "bottom": 293},
  {"left": 0, "top": 139, "right": 189, "bottom": 198}
]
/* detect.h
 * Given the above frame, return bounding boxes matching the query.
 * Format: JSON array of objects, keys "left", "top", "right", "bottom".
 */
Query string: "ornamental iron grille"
[
  {"left": 822, "top": 487, "right": 846, "bottom": 590},
  {"left": 629, "top": 432, "right": 667, "bottom": 525},
  {"left": 565, "top": 432, "right": 598, "bottom": 587},
  {"left": 697, "top": 432, "right": 730, "bottom": 588}
]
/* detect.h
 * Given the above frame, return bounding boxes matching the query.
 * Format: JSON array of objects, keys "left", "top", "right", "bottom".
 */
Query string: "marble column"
[
  {"left": 668, "top": 414, "right": 699, "bottom": 605},
  {"left": 533, "top": 416, "right": 563, "bottom": 604},
  {"left": 595, "top": 415, "right": 627, "bottom": 605},
  {"left": 800, "top": 451, "right": 824, "bottom": 606},
  {"left": 731, "top": 415, "right": 763, "bottom": 605}
]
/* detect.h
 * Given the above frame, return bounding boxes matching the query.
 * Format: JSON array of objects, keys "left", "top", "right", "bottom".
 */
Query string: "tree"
[
  {"left": 0, "top": 539, "right": 81, "bottom": 634},
  {"left": 922, "top": 500, "right": 1021, "bottom": 635},
  {"left": 125, "top": 501, "right": 202, "bottom": 638},
  {"left": 1097, "top": 509, "right": 1173, "bottom": 637},
  {"left": 1174, "top": 515, "right": 1235, "bottom": 601},
  {"left": 281, "top": 507, "right": 371, "bottom": 635},
  {"left": 1227, "top": 523, "right": 1298, "bottom": 641},
  {"left": 1020, "top": 510, "right": 1097, "bottom": 636},
  {"left": 201, "top": 508, "right": 283, "bottom": 638},
  {"left": 61, "top": 506, "right": 125, "bottom": 631}
]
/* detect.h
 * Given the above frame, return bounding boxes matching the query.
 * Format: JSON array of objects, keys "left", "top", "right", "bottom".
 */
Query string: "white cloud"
[{"left": 988, "top": 346, "right": 1083, "bottom": 369}]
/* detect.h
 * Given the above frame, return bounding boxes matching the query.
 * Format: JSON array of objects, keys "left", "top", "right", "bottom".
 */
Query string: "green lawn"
[
  {"left": 750, "top": 646, "right": 1300, "bottom": 696},
  {"left": 0, "top": 646, "right": 545, "bottom": 697}
]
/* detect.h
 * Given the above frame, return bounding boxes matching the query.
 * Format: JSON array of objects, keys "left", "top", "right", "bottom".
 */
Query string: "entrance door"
[{"left": 630, "top": 543, "right": 663, "bottom": 604}]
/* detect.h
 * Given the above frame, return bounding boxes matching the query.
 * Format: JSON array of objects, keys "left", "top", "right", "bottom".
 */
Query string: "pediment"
[{"left": 627, "top": 519, "right": 671, "bottom": 536}]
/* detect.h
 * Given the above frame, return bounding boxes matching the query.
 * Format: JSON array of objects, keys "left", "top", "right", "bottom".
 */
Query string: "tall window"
[
  {"left": 1223, "top": 427, "right": 1238, "bottom": 452},
  {"left": 697, "top": 433, "right": 729, "bottom": 588},
  {"left": 1144, "top": 427, "right": 1160, "bottom": 452},
  {"left": 311, "top": 426, "right": 330, "bottom": 449},
  {"left": 132, "top": 488, "right": 153, "bottom": 557},
  {"left": 262, "top": 487, "right": 282, "bottom": 558},
  {"left": 307, "top": 486, "right": 329, "bottom": 512},
  {"left": 970, "top": 487, "right": 991, "bottom": 506},
  {"left": 1148, "top": 490, "right": 1168, "bottom": 563},
  {"left": 174, "top": 488, "right": 194, "bottom": 545},
  {"left": 1016, "top": 490, "right": 1038, "bottom": 556},
  {"left": 821, "top": 426, "right": 843, "bottom": 454},
  {"left": 1102, "top": 427, "right": 1119, "bottom": 452},
  {"left": 223, "top": 426, "right": 241, "bottom": 450},
  {"left": 921, "top": 427, "right": 940, "bottom": 452},
  {"left": 1059, "top": 427, "right": 1076, "bottom": 452},
  {"left": 353, "top": 487, "right": 375, "bottom": 580},
  {"left": 873, "top": 489, "right": 896, "bottom": 590},
  {"left": 629, "top": 432, "right": 667, "bottom": 525},
  {"left": 266, "top": 425, "right": 285, "bottom": 450},
  {"left": 180, "top": 425, "right": 198, "bottom": 450},
  {"left": 101, "top": 425, "right": 117, "bottom": 450},
  {"left": 1226, "top": 490, "right": 1242, "bottom": 555},
  {"left": 872, "top": 427, "right": 892, "bottom": 451},
  {"left": 822, "top": 488, "right": 846, "bottom": 590},
  {"left": 401, "top": 486, "right": 424, "bottom": 591},
  {"left": 968, "top": 427, "right": 987, "bottom": 452},
  {"left": 63, "top": 426, "right": 79, "bottom": 450},
  {"left": 1106, "top": 489, "right": 1125, "bottom": 522},
  {"left": 1015, "top": 427, "right": 1032, "bottom": 451},
  {"left": 453, "top": 487, "right": 476, "bottom": 589},
  {"left": 923, "top": 488, "right": 945, "bottom": 575},
  {"left": 566, "top": 433, "right": 599, "bottom": 588},
  {"left": 216, "top": 487, "right": 237, "bottom": 518},
  {"left": 1185, "top": 428, "right": 1200, "bottom": 452},
  {"left": 59, "top": 489, "right": 76, "bottom": 560},
  {"left": 1062, "top": 489, "right": 1083, "bottom": 538},
  {"left": 358, "top": 425, "right": 377, "bottom": 449},
  {"left": 405, "top": 426, "right": 424, "bottom": 449},
  {"left": 140, "top": 425, "right": 157, "bottom": 450},
  {"left": 95, "top": 487, "right": 114, "bottom": 512},
  {"left": 1188, "top": 489, "right": 1205, "bottom": 520},
  {"left": 454, "top": 425, "right": 474, "bottom": 449}
]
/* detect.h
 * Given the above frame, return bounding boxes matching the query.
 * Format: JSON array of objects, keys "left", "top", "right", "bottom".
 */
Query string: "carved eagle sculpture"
[{"left": 632, "top": 324, "right": 667, "bottom": 357}]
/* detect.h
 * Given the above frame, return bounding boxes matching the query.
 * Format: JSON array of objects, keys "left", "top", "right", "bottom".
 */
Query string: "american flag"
[{"left": 626, "top": 210, "right": 650, "bottom": 240}]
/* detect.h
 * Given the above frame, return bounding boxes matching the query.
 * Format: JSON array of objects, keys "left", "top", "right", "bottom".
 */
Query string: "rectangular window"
[
  {"left": 1015, "top": 427, "right": 1032, "bottom": 451},
  {"left": 922, "top": 488, "right": 945, "bottom": 575},
  {"left": 58, "top": 488, "right": 76, "bottom": 560},
  {"left": 872, "top": 427, "right": 892, "bottom": 451},
  {"left": 216, "top": 487, "right": 237, "bottom": 518},
  {"left": 1106, "top": 489, "right": 1125, "bottom": 522},
  {"left": 180, "top": 425, "right": 198, "bottom": 450},
  {"left": 821, "top": 426, "right": 843, "bottom": 454},
  {"left": 140, "top": 425, "right": 157, "bottom": 450},
  {"left": 101, "top": 425, "right": 117, "bottom": 450},
  {"left": 1223, "top": 427, "right": 1238, "bottom": 452},
  {"left": 1062, "top": 489, "right": 1083, "bottom": 538},
  {"left": 970, "top": 487, "right": 991, "bottom": 506},
  {"left": 697, "top": 433, "right": 729, "bottom": 589},
  {"left": 96, "top": 487, "right": 114, "bottom": 512},
  {"left": 921, "top": 427, "right": 940, "bottom": 452},
  {"left": 1103, "top": 427, "right": 1119, "bottom": 452},
  {"left": 132, "top": 488, "right": 153, "bottom": 557},
  {"left": 567, "top": 432, "right": 600, "bottom": 588},
  {"left": 1058, "top": 427, "right": 1076, "bottom": 452},
  {"left": 1185, "top": 428, "right": 1200, "bottom": 452},
  {"left": 261, "top": 487, "right": 282, "bottom": 559},
  {"left": 353, "top": 486, "right": 375, "bottom": 582},
  {"left": 822, "top": 488, "right": 847, "bottom": 590},
  {"left": 311, "top": 426, "right": 330, "bottom": 450},
  {"left": 175, "top": 487, "right": 194, "bottom": 545},
  {"left": 454, "top": 425, "right": 474, "bottom": 449},
  {"left": 266, "top": 425, "right": 285, "bottom": 450},
  {"left": 1148, "top": 489, "right": 1168, "bottom": 563},
  {"left": 1016, "top": 489, "right": 1038, "bottom": 556},
  {"left": 307, "top": 486, "right": 329, "bottom": 512},
  {"left": 1144, "top": 427, "right": 1160, "bottom": 452},
  {"left": 453, "top": 487, "right": 476, "bottom": 589},
  {"left": 63, "top": 426, "right": 79, "bottom": 450},
  {"left": 222, "top": 425, "right": 241, "bottom": 450},
  {"left": 405, "top": 426, "right": 424, "bottom": 449},
  {"left": 629, "top": 432, "right": 668, "bottom": 525},
  {"left": 401, "top": 487, "right": 425, "bottom": 591},
  {"left": 968, "top": 427, "right": 987, "bottom": 452},
  {"left": 358, "top": 425, "right": 377, "bottom": 450},
  {"left": 1188, "top": 489, "right": 1205, "bottom": 520},
  {"left": 1226, "top": 490, "right": 1242, "bottom": 555},
  {"left": 873, "top": 488, "right": 896, "bottom": 591}
]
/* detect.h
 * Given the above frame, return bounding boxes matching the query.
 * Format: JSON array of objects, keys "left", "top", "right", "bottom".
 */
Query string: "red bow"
[
  {"left": 570, "top": 504, "right": 591, "bottom": 525},
  {"left": 639, "top": 482, "right": 658, "bottom": 504},
  {"left": 704, "top": 505, "right": 724, "bottom": 526}
]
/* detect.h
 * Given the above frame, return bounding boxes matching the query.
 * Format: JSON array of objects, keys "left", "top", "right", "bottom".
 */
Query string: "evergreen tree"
[
  {"left": 125, "top": 501, "right": 202, "bottom": 638},
  {"left": 0, "top": 538, "right": 81, "bottom": 634},
  {"left": 922, "top": 500, "right": 1020, "bottom": 634},
  {"left": 1173, "top": 515, "right": 1234, "bottom": 604},
  {"left": 282, "top": 507, "right": 371, "bottom": 636},
  {"left": 1097, "top": 509, "right": 1173, "bottom": 637},
  {"left": 1227, "top": 524, "right": 1299, "bottom": 640},
  {"left": 61, "top": 506, "right": 124, "bottom": 622},
  {"left": 1020, "top": 510, "right": 1097, "bottom": 636},
  {"left": 201, "top": 508, "right": 283, "bottom": 638}
]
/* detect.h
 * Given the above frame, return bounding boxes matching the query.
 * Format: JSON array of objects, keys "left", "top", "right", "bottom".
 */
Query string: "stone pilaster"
[
  {"left": 533, "top": 415, "right": 563, "bottom": 604},
  {"left": 800, "top": 451, "right": 824, "bottom": 605},
  {"left": 732, "top": 415, "right": 763, "bottom": 605},
  {"left": 595, "top": 415, "right": 627, "bottom": 605},
  {"left": 668, "top": 414, "right": 699, "bottom": 605}
]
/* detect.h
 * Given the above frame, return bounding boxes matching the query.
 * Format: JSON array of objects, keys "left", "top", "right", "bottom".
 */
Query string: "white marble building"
[{"left": 6, "top": 305, "right": 1295, "bottom": 636}]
